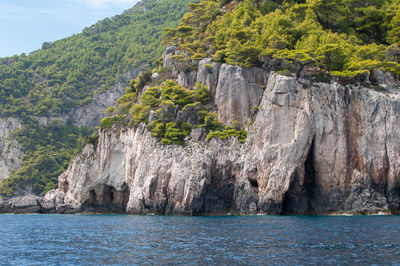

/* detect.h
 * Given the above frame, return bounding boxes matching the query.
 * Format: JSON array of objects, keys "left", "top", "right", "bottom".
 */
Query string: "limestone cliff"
[
  {"left": 41, "top": 56, "right": 400, "bottom": 215},
  {"left": 0, "top": 117, "right": 23, "bottom": 182}
]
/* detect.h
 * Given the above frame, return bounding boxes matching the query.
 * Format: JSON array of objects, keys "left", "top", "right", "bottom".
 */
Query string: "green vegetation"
[
  {"left": 206, "top": 120, "right": 247, "bottom": 143},
  {"left": 0, "top": 0, "right": 194, "bottom": 117},
  {"left": 0, "top": 121, "right": 91, "bottom": 197},
  {"left": 104, "top": 79, "right": 247, "bottom": 145},
  {"left": 164, "top": 0, "right": 400, "bottom": 79},
  {"left": 0, "top": 0, "right": 195, "bottom": 197},
  {"left": 5, "top": 0, "right": 398, "bottom": 197}
]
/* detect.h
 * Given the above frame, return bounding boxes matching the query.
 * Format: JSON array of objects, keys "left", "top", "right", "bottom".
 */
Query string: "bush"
[
  {"left": 161, "top": 122, "right": 188, "bottom": 145},
  {"left": 204, "top": 112, "right": 222, "bottom": 131},
  {"left": 194, "top": 82, "right": 210, "bottom": 104},
  {"left": 206, "top": 127, "right": 247, "bottom": 143},
  {"left": 161, "top": 80, "right": 194, "bottom": 106},
  {"left": 99, "top": 115, "right": 127, "bottom": 129},
  {"left": 85, "top": 132, "right": 99, "bottom": 145}
]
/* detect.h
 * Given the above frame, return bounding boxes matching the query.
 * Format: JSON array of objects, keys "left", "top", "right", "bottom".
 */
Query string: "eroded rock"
[
  {"left": 46, "top": 70, "right": 400, "bottom": 215},
  {"left": 215, "top": 64, "right": 266, "bottom": 126},
  {"left": 0, "top": 195, "right": 53, "bottom": 214},
  {"left": 0, "top": 117, "right": 23, "bottom": 182}
]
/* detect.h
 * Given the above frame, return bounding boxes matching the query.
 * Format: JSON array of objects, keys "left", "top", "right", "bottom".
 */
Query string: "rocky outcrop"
[
  {"left": 45, "top": 66, "right": 400, "bottom": 215},
  {"left": 0, "top": 117, "right": 23, "bottom": 181},
  {"left": 214, "top": 64, "right": 267, "bottom": 125},
  {"left": 196, "top": 58, "right": 221, "bottom": 100},
  {"left": 0, "top": 195, "right": 55, "bottom": 214}
]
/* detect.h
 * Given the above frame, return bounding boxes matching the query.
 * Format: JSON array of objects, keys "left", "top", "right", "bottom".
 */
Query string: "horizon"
[{"left": 0, "top": 0, "right": 140, "bottom": 57}]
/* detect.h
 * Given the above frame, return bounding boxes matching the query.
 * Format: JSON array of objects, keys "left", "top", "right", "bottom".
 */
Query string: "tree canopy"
[{"left": 164, "top": 0, "right": 400, "bottom": 78}]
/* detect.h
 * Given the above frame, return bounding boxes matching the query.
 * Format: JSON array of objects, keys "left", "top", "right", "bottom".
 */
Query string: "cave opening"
[
  {"left": 281, "top": 138, "right": 316, "bottom": 214},
  {"left": 110, "top": 191, "right": 114, "bottom": 202},
  {"left": 249, "top": 179, "right": 259, "bottom": 191},
  {"left": 89, "top": 190, "right": 96, "bottom": 205},
  {"left": 199, "top": 161, "right": 236, "bottom": 214},
  {"left": 304, "top": 138, "right": 316, "bottom": 212},
  {"left": 61, "top": 181, "right": 69, "bottom": 193},
  {"left": 84, "top": 184, "right": 130, "bottom": 213}
]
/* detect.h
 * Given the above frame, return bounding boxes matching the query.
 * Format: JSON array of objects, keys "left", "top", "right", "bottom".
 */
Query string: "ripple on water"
[{"left": 0, "top": 214, "right": 399, "bottom": 265}]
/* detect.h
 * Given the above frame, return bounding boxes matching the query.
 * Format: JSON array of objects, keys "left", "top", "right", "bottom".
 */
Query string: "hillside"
[
  {"left": 99, "top": 0, "right": 400, "bottom": 149},
  {"left": 2, "top": 0, "right": 400, "bottom": 215},
  {"left": 8, "top": 0, "right": 397, "bottom": 215},
  {"left": 0, "top": 0, "right": 195, "bottom": 197}
]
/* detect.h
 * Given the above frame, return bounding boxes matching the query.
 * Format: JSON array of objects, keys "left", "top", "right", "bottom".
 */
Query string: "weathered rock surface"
[
  {"left": 44, "top": 69, "right": 400, "bottom": 215},
  {"left": 0, "top": 195, "right": 54, "bottom": 214},
  {"left": 215, "top": 64, "right": 267, "bottom": 126},
  {"left": 0, "top": 117, "right": 23, "bottom": 181},
  {"left": 197, "top": 58, "right": 222, "bottom": 101},
  {"left": 37, "top": 82, "right": 126, "bottom": 128}
]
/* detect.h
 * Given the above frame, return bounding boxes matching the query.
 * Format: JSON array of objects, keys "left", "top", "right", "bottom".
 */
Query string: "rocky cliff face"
[
  {"left": 42, "top": 55, "right": 400, "bottom": 215},
  {"left": 0, "top": 117, "right": 23, "bottom": 182}
]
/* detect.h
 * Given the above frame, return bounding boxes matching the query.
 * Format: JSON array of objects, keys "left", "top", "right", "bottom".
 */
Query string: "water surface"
[{"left": 0, "top": 214, "right": 399, "bottom": 265}]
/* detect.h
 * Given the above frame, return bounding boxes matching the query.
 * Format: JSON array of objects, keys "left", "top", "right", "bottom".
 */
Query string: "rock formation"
[
  {"left": 0, "top": 117, "right": 23, "bottom": 182},
  {"left": 36, "top": 55, "right": 400, "bottom": 215}
]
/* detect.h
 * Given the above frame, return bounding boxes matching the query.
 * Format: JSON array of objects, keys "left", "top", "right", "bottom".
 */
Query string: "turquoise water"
[{"left": 0, "top": 214, "right": 399, "bottom": 265}]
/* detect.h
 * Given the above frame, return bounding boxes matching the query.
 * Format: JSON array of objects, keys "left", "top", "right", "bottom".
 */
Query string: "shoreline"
[{"left": 1, "top": 195, "right": 398, "bottom": 216}]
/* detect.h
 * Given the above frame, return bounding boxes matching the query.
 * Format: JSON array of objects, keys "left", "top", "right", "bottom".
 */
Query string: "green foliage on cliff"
[
  {"left": 164, "top": 0, "right": 400, "bottom": 79},
  {"left": 0, "top": 0, "right": 195, "bottom": 197},
  {"left": 104, "top": 79, "right": 247, "bottom": 145},
  {"left": 206, "top": 121, "right": 248, "bottom": 143},
  {"left": 105, "top": 79, "right": 201, "bottom": 145}
]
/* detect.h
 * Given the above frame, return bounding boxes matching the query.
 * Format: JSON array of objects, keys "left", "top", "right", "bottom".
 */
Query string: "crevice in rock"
[
  {"left": 304, "top": 138, "right": 316, "bottom": 212},
  {"left": 89, "top": 190, "right": 96, "bottom": 205},
  {"left": 249, "top": 179, "right": 259, "bottom": 192},
  {"left": 281, "top": 138, "right": 316, "bottom": 214}
]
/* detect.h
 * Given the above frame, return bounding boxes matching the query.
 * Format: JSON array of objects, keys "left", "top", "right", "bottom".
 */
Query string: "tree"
[
  {"left": 194, "top": 82, "right": 210, "bottom": 104},
  {"left": 276, "top": 49, "right": 315, "bottom": 78},
  {"left": 308, "top": 0, "right": 347, "bottom": 32},
  {"left": 316, "top": 43, "right": 347, "bottom": 71},
  {"left": 386, "top": 44, "right": 400, "bottom": 63}
]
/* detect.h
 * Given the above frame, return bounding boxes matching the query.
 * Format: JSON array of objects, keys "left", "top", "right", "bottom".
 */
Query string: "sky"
[{"left": 0, "top": 0, "right": 140, "bottom": 57}]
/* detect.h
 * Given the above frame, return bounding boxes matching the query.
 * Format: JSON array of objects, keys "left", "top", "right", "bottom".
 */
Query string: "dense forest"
[
  {"left": 0, "top": 0, "right": 195, "bottom": 197},
  {"left": 164, "top": 0, "right": 400, "bottom": 79}
]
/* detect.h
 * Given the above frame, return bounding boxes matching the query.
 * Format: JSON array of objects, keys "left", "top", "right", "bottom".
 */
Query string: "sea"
[{"left": 0, "top": 214, "right": 399, "bottom": 265}]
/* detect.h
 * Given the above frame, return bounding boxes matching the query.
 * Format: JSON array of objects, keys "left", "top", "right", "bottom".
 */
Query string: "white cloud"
[{"left": 76, "top": 0, "right": 136, "bottom": 9}]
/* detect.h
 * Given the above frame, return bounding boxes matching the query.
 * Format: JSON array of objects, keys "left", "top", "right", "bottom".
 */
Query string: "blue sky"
[{"left": 0, "top": 0, "right": 139, "bottom": 57}]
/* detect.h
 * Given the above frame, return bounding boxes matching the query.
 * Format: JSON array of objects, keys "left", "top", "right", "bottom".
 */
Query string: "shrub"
[
  {"left": 100, "top": 115, "right": 127, "bottom": 129},
  {"left": 160, "top": 80, "right": 194, "bottom": 106},
  {"left": 204, "top": 112, "right": 222, "bottom": 131},
  {"left": 130, "top": 104, "right": 151, "bottom": 125},
  {"left": 206, "top": 127, "right": 247, "bottom": 143},
  {"left": 161, "top": 122, "right": 188, "bottom": 145},
  {"left": 204, "top": 64, "right": 213, "bottom": 73},
  {"left": 141, "top": 87, "right": 161, "bottom": 107},
  {"left": 85, "top": 132, "right": 99, "bottom": 145},
  {"left": 194, "top": 82, "right": 210, "bottom": 104}
]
